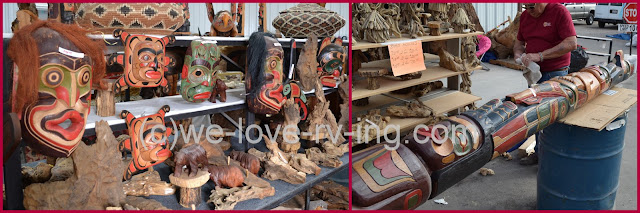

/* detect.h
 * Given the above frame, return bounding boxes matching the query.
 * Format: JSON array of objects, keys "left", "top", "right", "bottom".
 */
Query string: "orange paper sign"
[{"left": 387, "top": 40, "right": 427, "bottom": 76}]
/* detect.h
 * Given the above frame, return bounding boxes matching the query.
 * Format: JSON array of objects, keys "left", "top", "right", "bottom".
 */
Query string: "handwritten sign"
[{"left": 387, "top": 40, "right": 426, "bottom": 76}]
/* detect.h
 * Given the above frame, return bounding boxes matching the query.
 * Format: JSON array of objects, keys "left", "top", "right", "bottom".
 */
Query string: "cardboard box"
[{"left": 559, "top": 87, "right": 637, "bottom": 131}]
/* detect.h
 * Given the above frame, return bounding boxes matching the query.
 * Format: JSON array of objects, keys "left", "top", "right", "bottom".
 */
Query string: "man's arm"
[
  {"left": 522, "top": 36, "right": 577, "bottom": 66},
  {"left": 513, "top": 39, "right": 525, "bottom": 60}
]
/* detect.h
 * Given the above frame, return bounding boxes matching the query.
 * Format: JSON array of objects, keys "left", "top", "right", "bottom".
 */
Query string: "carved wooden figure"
[
  {"left": 353, "top": 51, "right": 635, "bottom": 209},
  {"left": 246, "top": 32, "right": 286, "bottom": 115},
  {"left": 317, "top": 37, "right": 345, "bottom": 88},
  {"left": 174, "top": 144, "right": 208, "bottom": 177},
  {"left": 7, "top": 21, "right": 106, "bottom": 157},
  {"left": 119, "top": 105, "right": 173, "bottom": 180},
  {"left": 180, "top": 40, "right": 224, "bottom": 103},
  {"left": 230, "top": 150, "right": 261, "bottom": 175},
  {"left": 112, "top": 29, "right": 175, "bottom": 93},
  {"left": 206, "top": 165, "right": 245, "bottom": 188},
  {"left": 206, "top": 3, "right": 238, "bottom": 37}
]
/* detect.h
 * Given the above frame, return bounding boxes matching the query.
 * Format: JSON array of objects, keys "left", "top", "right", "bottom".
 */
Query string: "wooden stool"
[
  {"left": 358, "top": 67, "right": 389, "bottom": 90},
  {"left": 96, "top": 79, "right": 117, "bottom": 117},
  {"left": 169, "top": 170, "right": 211, "bottom": 209},
  {"left": 428, "top": 21, "right": 443, "bottom": 36}
]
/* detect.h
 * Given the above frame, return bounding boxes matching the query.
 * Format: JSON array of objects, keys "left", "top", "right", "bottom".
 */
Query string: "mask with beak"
[
  {"left": 317, "top": 37, "right": 345, "bottom": 87},
  {"left": 8, "top": 21, "right": 106, "bottom": 157},
  {"left": 180, "top": 40, "right": 221, "bottom": 102},
  {"left": 119, "top": 105, "right": 173, "bottom": 180},
  {"left": 112, "top": 29, "right": 175, "bottom": 93}
]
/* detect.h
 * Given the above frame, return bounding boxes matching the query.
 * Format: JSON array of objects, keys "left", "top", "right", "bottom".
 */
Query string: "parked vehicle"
[
  {"left": 594, "top": 3, "right": 628, "bottom": 28},
  {"left": 564, "top": 3, "right": 596, "bottom": 25}
]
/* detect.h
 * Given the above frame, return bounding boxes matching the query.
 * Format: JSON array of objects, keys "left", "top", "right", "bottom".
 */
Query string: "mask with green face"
[{"left": 180, "top": 40, "right": 221, "bottom": 103}]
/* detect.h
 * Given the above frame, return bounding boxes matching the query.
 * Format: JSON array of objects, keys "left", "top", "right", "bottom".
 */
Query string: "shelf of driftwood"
[
  {"left": 353, "top": 89, "right": 480, "bottom": 133},
  {"left": 352, "top": 58, "right": 480, "bottom": 100},
  {"left": 145, "top": 154, "right": 348, "bottom": 210},
  {"left": 352, "top": 31, "right": 483, "bottom": 50}
]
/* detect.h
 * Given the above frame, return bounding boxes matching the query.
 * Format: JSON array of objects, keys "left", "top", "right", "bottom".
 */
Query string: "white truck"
[{"left": 594, "top": 3, "right": 629, "bottom": 28}]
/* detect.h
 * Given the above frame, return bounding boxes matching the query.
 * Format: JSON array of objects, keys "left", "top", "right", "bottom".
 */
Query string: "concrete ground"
[{"left": 417, "top": 21, "right": 637, "bottom": 210}]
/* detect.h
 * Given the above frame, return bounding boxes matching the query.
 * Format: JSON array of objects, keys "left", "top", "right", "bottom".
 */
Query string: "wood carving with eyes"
[
  {"left": 7, "top": 21, "right": 106, "bottom": 157},
  {"left": 206, "top": 3, "right": 238, "bottom": 37},
  {"left": 317, "top": 37, "right": 345, "bottom": 88},
  {"left": 112, "top": 29, "right": 175, "bottom": 93},
  {"left": 119, "top": 105, "right": 173, "bottom": 180}
]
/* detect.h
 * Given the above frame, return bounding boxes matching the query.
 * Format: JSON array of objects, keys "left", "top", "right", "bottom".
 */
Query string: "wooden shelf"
[
  {"left": 352, "top": 31, "right": 483, "bottom": 50},
  {"left": 353, "top": 90, "right": 481, "bottom": 134},
  {"left": 352, "top": 58, "right": 479, "bottom": 100}
]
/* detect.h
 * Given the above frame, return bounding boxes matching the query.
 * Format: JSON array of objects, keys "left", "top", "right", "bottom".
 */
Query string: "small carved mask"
[
  {"left": 317, "top": 37, "right": 345, "bottom": 87},
  {"left": 246, "top": 33, "right": 286, "bottom": 115},
  {"left": 119, "top": 105, "right": 173, "bottom": 180},
  {"left": 213, "top": 11, "right": 234, "bottom": 33},
  {"left": 180, "top": 40, "right": 221, "bottom": 102},
  {"left": 113, "top": 29, "right": 175, "bottom": 93},
  {"left": 21, "top": 27, "right": 93, "bottom": 157}
]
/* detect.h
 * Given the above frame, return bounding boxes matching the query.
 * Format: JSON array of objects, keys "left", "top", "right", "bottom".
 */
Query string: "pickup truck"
[{"left": 564, "top": 3, "right": 596, "bottom": 25}]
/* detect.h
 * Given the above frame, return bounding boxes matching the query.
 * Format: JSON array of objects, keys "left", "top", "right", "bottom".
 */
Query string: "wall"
[
  {"left": 3, "top": 3, "right": 350, "bottom": 39},
  {"left": 473, "top": 3, "right": 521, "bottom": 33}
]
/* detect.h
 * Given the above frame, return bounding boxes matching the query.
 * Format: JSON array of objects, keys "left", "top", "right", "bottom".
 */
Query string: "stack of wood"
[
  {"left": 275, "top": 180, "right": 349, "bottom": 210},
  {"left": 487, "top": 12, "right": 521, "bottom": 59}
]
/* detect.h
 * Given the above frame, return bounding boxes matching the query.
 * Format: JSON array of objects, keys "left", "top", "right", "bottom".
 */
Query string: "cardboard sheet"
[{"left": 559, "top": 87, "right": 637, "bottom": 131}]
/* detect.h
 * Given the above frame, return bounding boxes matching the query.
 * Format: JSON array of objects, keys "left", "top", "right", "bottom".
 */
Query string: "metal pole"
[{"left": 304, "top": 188, "right": 311, "bottom": 210}]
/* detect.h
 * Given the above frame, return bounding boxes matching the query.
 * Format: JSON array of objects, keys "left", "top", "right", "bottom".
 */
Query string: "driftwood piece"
[
  {"left": 123, "top": 170, "right": 176, "bottom": 197},
  {"left": 208, "top": 186, "right": 275, "bottom": 210},
  {"left": 280, "top": 99, "right": 301, "bottom": 152},
  {"left": 96, "top": 79, "right": 116, "bottom": 117},
  {"left": 400, "top": 3, "right": 426, "bottom": 38},
  {"left": 125, "top": 196, "right": 170, "bottom": 210},
  {"left": 411, "top": 81, "right": 444, "bottom": 97},
  {"left": 243, "top": 171, "right": 272, "bottom": 188},
  {"left": 312, "top": 180, "right": 349, "bottom": 210},
  {"left": 351, "top": 109, "right": 390, "bottom": 144},
  {"left": 439, "top": 48, "right": 472, "bottom": 72},
  {"left": 247, "top": 148, "right": 267, "bottom": 162},
  {"left": 289, "top": 153, "right": 321, "bottom": 175},
  {"left": 302, "top": 82, "right": 346, "bottom": 143},
  {"left": 169, "top": 170, "right": 210, "bottom": 208},
  {"left": 23, "top": 121, "right": 125, "bottom": 210},
  {"left": 451, "top": 8, "right": 474, "bottom": 33},
  {"left": 230, "top": 150, "right": 261, "bottom": 175},
  {"left": 261, "top": 135, "right": 306, "bottom": 184},
  {"left": 306, "top": 147, "right": 343, "bottom": 168},
  {"left": 379, "top": 3, "right": 402, "bottom": 38},
  {"left": 358, "top": 67, "right": 388, "bottom": 90},
  {"left": 447, "top": 3, "right": 484, "bottom": 32},
  {"left": 49, "top": 157, "right": 73, "bottom": 181},
  {"left": 297, "top": 35, "right": 319, "bottom": 91},
  {"left": 386, "top": 100, "right": 433, "bottom": 118},
  {"left": 322, "top": 141, "right": 349, "bottom": 157},
  {"left": 22, "top": 162, "right": 52, "bottom": 185},
  {"left": 337, "top": 75, "right": 349, "bottom": 135},
  {"left": 362, "top": 4, "right": 390, "bottom": 43},
  {"left": 428, "top": 21, "right": 443, "bottom": 36}
]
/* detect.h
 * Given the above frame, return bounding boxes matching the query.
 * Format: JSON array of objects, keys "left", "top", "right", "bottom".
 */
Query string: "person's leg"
[{"left": 521, "top": 68, "right": 568, "bottom": 165}]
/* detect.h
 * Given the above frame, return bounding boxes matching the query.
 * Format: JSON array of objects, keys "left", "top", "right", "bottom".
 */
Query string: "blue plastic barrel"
[{"left": 537, "top": 114, "right": 627, "bottom": 210}]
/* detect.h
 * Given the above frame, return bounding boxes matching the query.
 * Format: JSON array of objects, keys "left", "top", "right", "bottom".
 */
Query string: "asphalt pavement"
[{"left": 417, "top": 20, "right": 637, "bottom": 210}]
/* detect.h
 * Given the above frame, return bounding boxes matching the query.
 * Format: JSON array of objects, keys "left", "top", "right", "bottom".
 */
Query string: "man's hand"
[{"left": 521, "top": 53, "right": 541, "bottom": 67}]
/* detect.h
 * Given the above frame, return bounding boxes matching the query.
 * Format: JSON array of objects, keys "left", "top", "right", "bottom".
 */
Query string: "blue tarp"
[{"left": 606, "top": 33, "right": 631, "bottom": 40}]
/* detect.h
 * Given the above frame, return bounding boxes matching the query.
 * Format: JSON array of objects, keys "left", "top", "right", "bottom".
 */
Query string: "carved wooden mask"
[
  {"left": 20, "top": 27, "right": 93, "bottom": 157},
  {"left": 112, "top": 29, "right": 175, "bottom": 93},
  {"left": 317, "top": 37, "right": 345, "bottom": 87},
  {"left": 246, "top": 32, "right": 286, "bottom": 115},
  {"left": 119, "top": 105, "right": 173, "bottom": 180},
  {"left": 180, "top": 40, "right": 221, "bottom": 103}
]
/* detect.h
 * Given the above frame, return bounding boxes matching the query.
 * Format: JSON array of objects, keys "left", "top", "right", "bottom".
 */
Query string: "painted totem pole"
[
  {"left": 352, "top": 51, "right": 635, "bottom": 209},
  {"left": 245, "top": 32, "right": 286, "bottom": 115}
]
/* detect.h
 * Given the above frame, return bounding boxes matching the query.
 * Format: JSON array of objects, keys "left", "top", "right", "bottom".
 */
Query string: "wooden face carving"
[
  {"left": 317, "top": 37, "right": 345, "bottom": 87},
  {"left": 113, "top": 29, "right": 175, "bottom": 93},
  {"left": 246, "top": 35, "right": 286, "bottom": 115},
  {"left": 21, "top": 28, "right": 93, "bottom": 157},
  {"left": 180, "top": 40, "right": 221, "bottom": 103},
  {"left": 119, "top": 105, "right": 173, "bottom": 180},
  {"left": 213, "top": 11, "right": 234, "bottom": 33}
]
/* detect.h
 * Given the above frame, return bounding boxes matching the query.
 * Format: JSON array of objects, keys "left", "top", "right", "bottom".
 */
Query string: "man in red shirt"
[{"left": 513, "top": 3, "right": 577, "bottom": 165}]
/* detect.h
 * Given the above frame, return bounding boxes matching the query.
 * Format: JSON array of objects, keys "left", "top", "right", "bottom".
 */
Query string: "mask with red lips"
[
  {"left": 317, "top": 37, "right": 345, "bottom": 88},
  {"left": 14, "top": 27, "right": 98, "bottom": 157},
  {"left": 180, "top": 40, "right": 221, "bottom": 103},
  {"left": 246, "top": 32, "right": 286, "bottom": 115},
  {"left": 112, "top": 29, "right": 175, "bottom": 93}
]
